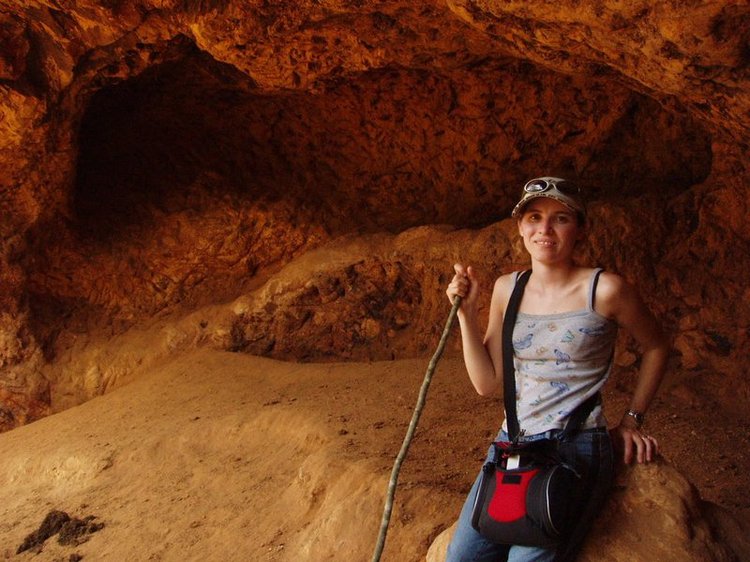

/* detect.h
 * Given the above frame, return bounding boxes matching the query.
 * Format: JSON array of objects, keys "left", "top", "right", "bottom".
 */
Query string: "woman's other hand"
[{"left": 611, "top": 421, "right": 659, "bottom": 465}]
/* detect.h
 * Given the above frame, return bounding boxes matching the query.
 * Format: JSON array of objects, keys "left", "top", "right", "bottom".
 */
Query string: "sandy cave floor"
[{"left": 0, "top": 349, "right": 749, "bottom": 561}]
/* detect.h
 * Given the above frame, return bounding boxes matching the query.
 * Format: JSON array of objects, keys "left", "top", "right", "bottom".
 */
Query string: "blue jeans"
[{"left": 446, "top": 428, "right": 614, "bottom": 562}]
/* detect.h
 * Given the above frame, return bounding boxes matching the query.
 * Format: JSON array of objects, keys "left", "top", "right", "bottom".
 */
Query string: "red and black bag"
[
  {"left": 469, "top": 270, "right": 599, "bottom": 547},
  {"left": 469, "top": 432, "right": 589, "bottom": 546}
]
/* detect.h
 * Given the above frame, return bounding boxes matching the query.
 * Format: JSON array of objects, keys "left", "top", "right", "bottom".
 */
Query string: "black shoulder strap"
[
  {"left": 557, "top": 392, "right": 600, "bottom": 442},
  {"left": 589, "top": 268, "right": 603, "bottom": 311},
  {"left": 502, "top": 270, "right": 600, "bottom": 442},
  {"left": 502, "top": 270, "right": 531, "bottom": 441}
]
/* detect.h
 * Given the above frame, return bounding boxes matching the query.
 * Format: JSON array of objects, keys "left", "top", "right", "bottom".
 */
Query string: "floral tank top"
[{"left": 502, "top": 268, "right": 618, "bottom": 436}]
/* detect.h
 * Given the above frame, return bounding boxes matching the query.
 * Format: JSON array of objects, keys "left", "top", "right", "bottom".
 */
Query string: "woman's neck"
[
  {"left": 522, "top": 262, "right": 589, "bottom": 314},
  {"left": 529, "top": 261, "right": 579, "bottom": 290}
]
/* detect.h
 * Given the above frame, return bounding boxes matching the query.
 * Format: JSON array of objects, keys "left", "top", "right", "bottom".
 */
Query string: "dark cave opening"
[
  {"left": 72, "top": 48, "right": 287, "bottom": 241},
  {"left": 71, "top": 47, "right": 714, "bottom": 245}
]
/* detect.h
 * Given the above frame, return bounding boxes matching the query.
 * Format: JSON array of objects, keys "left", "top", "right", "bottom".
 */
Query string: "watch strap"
[{"left": 626, "top": 409, "right": 645, "bottom": 427}]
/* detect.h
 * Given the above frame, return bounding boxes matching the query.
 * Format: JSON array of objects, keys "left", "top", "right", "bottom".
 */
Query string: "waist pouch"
[{"left": 470, "top": 439, "right": 582, "bottom": 547}]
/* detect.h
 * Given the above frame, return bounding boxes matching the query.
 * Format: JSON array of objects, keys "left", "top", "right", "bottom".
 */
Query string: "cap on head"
[{"left": 511, "top": 176, "right": 586, "bottom": 221}]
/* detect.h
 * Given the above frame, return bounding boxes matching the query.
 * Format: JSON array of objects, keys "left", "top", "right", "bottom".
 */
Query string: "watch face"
[{"left": 628, "top": 411, "right": 644, "bottom": 425}]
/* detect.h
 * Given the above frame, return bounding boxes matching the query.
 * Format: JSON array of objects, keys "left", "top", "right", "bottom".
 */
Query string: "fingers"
[
  {"left": 634, "top": 433, "right": 658, "bottom": 464},
  {"left": 447, "top": 264, "right": 471, "bottom": 299},
  {"left": 447, "top": 264, "right": 481, "bottom": 311},
  {"left": 624, "top": 432, "right": 658, "bottom": 464},
  {"left": 634, "top": 433, "right": 646, "bottom": 464},
  {"left": 622, "top": 434, "right": 634, "bottom": 465},
  {"left": 641, "top": 433, "right": 658, "bottom": 463},
  {"left": 615, "top": 426, "right": 659, "bottom": 465}
]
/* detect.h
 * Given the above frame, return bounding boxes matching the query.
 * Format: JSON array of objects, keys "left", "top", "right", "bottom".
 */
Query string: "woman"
[{"left": 445, "top": 177, "right": 669, "bottom": 562}]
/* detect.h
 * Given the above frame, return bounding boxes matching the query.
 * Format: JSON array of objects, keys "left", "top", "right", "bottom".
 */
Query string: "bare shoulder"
[
  {"left": 595, "top": 271, "right": 666, "bottom": 345},
  {"left": 490, "top": 272, "right": 520, "bottom": 313},
  {"left": 594, "top": 271, "right": 642, "bottom": 319},
  {"left": 492, "top": 272, "right": 520, "bottom": 298},
  {"left": 493, "top": 271, "right": 518, "bottom": 290},
  {"left": 596, "top": 271, "right": 631, "bottom": 297}
]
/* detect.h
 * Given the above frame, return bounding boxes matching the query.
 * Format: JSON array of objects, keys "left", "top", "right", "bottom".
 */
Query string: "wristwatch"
[{"left": 626, "top": 409, "right": 645, "bottom": 428}]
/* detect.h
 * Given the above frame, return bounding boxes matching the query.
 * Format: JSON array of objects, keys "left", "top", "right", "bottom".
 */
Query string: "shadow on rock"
[{"left": 16, "top": 509, "right": 104, "bottom": 554}]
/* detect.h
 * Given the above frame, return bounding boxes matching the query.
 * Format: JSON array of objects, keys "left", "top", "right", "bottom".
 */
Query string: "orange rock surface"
[{"left": 0, "top": 1, "right": 749, "bottom": 559}]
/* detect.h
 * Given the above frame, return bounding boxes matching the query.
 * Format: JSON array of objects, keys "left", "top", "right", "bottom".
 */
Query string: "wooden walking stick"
[{"left": 371, "top": 296, "right": 462, "bottom": 562}]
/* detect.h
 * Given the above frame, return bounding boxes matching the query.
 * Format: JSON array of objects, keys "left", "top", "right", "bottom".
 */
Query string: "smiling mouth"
[{"left": 534, "top": 239, "right": 556, "bottom": 246}]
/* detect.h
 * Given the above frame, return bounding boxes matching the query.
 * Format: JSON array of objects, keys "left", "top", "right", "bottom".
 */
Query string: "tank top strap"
[
  {"left": 587, "top": 268, "right": 605, "bottom": 313},
  {"left": 512, "top": 269, "right": 530, "bottom": 287}
]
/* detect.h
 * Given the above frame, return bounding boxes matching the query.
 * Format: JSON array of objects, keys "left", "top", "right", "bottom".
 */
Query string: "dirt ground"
[{"left": 0, "top": 344, "right": 748, "bottom": 561}]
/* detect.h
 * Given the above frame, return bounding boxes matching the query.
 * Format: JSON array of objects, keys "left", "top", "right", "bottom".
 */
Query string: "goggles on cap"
[
  {"left": 523, "top": 177, "right": 581, "bottom": 197},
  {"left": 512, "top": 176, "right": 585, "bottom": 220}
]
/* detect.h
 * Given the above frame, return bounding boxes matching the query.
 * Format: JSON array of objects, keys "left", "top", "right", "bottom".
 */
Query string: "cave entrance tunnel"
[{"left": 46, "top": 44, "right": 713, "bottom": 336}]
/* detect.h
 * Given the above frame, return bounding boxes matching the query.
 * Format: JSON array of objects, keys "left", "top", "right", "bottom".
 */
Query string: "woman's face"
[{"left": 517, "top": 198, "right": 584, "bottom": 264}]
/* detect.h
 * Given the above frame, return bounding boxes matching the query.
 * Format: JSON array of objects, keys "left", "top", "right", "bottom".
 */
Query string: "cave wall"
[{"left": 0, "top": 0, "right": 748, "bottom": 429}]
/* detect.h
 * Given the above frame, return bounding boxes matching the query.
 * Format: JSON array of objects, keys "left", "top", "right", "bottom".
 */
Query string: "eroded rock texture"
[{"left": 0, "top": 1, "right": 748, "bottom": 431}]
